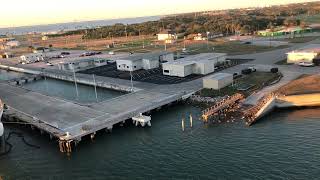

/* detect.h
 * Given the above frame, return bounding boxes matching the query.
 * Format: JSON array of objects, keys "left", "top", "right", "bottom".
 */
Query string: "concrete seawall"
[
  {"left": 254, "top": 93, "right": 320, "bottom": 121},
  {"left": 0, "top": 64, "right": 139, "bottom": 93}
]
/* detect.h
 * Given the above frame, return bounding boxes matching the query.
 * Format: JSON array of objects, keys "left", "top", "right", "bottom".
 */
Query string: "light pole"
[
  {"left": 207, "top": 32, "right": 210, "bottom": 50},
  {"left": 130, "top": 70, "right": 134, "bottom": 92},
  {"left": 92, "top": 74, "right": 98, "bottom": 102},
  {"left": 73, "top": 69, "right": 79, "bottom": 100}
]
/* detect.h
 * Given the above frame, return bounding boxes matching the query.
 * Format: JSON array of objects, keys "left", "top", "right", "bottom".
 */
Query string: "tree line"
[{"left": 52, "top": 1, "right": 320, "bottom": 39}]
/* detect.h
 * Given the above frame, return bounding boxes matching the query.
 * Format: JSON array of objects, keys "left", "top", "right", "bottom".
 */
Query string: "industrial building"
[
  {"left": 157, "top": 29, "right": 177, "bottom": 43},
  {"left": 116, "top": 52, "right": 174, "bottom": 71},
  {"left": 258, "top": 26, "right": 312, "bottom": 37},
  {"left": 58, "top": 58, "right": 108, "bottom": 71},
  {"left": 203, "top": 73, "right": 233, "bottom": 90},
  {"left": 162, "top": 53, "right": 226, "bottom": 77},
  {"left": 286, "top": 44, "right": 320, "bottom": 64},
  {"left": 20, "top": 53, "right": 45, "bottom": 63}
]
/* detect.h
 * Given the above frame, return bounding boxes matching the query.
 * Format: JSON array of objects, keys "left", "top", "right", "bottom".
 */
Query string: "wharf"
[{"left": 0, "top": 67, "right": 202, "bottom": 152}]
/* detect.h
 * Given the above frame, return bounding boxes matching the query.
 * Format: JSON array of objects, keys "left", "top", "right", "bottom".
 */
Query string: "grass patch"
[
  {"left": 281, "top": 36, "right": 319, "bottom": 43},
  {"left": 198, "top": 72, "right": 280, "bottom": 98},
  {"left": 183, "top": 42, "right": 289, "bottom": 55},
  {"left": 298, "top": 14, "right": 320, "bottom": 24}
]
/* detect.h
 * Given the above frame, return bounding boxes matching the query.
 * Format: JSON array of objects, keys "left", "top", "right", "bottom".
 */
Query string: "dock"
[
  {"left": 201, "top": 93, "right": 244, "bottom": 122},
  {"left": 0, "top": 67, "right": 203, "bottom": 153}
]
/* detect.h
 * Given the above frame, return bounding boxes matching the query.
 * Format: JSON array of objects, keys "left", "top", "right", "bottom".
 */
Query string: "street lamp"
[{"left": 207, "top": 32, "right": 210, "bottom": 50}]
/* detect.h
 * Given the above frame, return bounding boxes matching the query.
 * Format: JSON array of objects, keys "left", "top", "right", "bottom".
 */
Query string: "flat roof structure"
[
  {"left": 205, "top": 73, "right": 233, "bottom": 80},
  {"left": 287, "top": 44, "right": 320, "bottom": 54}
]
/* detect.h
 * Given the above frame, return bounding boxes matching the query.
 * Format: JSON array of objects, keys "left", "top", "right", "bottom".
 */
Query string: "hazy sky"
[{"left": 0, "top": 0, "right": 317, "bottom": 28}]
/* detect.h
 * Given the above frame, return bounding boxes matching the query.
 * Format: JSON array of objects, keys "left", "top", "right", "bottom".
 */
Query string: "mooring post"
[{"left": 181, "top": 118, "right": 185, "bottom": 131}]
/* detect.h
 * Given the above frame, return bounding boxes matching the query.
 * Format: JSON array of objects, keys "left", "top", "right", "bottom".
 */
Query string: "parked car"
[
  {"left": 241, "top": 68, "right": 252, "bottom": 75},
  {"left": 61, "top": 52, "right": 70, "bottom": 55},
  {"left": 108, "top": 51, "right": 115, "bottom": 55},
  {"left": 270, "top": 68, "right": 279, "bottom": 73},
  {"left": 297, "top": 62, "right": 315, "bottom": 67},
  {"left": 248, "top": 66, "right": 256, "bottom": 72}
]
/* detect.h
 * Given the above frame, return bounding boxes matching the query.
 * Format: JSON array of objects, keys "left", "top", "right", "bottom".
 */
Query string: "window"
[
  {"left": 164, "top": 70, "right": 169, "bottom": 73},
  {"left": 118, "top": 65, "right": 120, "bottom": 68},
  {"left": 134, "top": 66, "right": 136, "bottom": 68},
  {"left": 127, "top": 66, "right": 129, "bottom": 68}
]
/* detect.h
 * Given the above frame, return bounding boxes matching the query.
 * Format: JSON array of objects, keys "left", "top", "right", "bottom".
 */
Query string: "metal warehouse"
[
  {"left": 116, "top": 51, "right": 174, "bottom": 71},
  {"left": 203, "top": 73, "right": 233, "bottom": 90},
  {"left": 162, "top": 53, "right": 226, "bottom": 77},
  {"left": 286, "top": 44, "right": 320, "bottom": 64}
]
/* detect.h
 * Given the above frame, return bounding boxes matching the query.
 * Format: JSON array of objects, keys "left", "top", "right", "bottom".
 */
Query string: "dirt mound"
[{"left": 276, "top": 74, "right": 320, "bottom": 95}]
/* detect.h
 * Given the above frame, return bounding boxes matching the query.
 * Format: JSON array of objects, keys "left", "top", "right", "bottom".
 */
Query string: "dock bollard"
[{"left": 181, "top": 118, "right": 185, "bottom": 131}]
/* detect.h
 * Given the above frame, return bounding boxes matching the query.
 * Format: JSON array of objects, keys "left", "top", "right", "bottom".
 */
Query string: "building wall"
[
  {"left": 160, "top": 53, "right": 174, "bottom": 62},
  {"left": 157, "top": 34, "right": 171, "bottom": 41},
  {"left": 116, "top": 60, "right": 142, "bottom": 71},
  {"left": 287, "top": 52, "right": 318, "bottom": 63},
  {"left": 162, "top": 63, "right": 193, "bottom": 77},
  {"left": 142, "top": 59, "right": 159, "bottom": 70},
  {"left": 20, "top": 53, "right": 44, "bottom": 63},
  {"left": 203, "top": 75, "right": 233, "bottom": 90}
]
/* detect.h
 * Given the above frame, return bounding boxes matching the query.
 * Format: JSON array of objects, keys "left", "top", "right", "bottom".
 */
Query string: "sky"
[{"left": 0, "top": 0, "right": 318, "bottom": 28}]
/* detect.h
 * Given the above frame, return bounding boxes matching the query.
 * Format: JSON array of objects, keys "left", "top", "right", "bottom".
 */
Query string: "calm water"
[
  {"left": 0, "top": 70, "right": 25, "bottom": 81},
  {"left": 1, "top": 105, "right": 320, "bottom": 179},
  {"left": 22, "top": 78, "right": 126, "bottom": 103},
  {"left": 0, "top": 16, "right": 160, "bottom": 35}
]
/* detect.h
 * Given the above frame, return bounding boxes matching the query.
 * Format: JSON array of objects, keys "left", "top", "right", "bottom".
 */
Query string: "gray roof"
[
  {"left": 205, "top": 73, "right": 232, "bottom": 80},
  {"left": 125, "top": 51, "right": 172, "bottom": 62}
]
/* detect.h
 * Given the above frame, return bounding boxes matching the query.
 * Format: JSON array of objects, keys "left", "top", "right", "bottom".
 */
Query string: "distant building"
[
  {"left": 193, "top": 33, "right": 224, "bottom": 41},
  {"left": 20, "top": 53, "right": 45, "bottom": 64},
  {"left": 58, "top": 58, "right": 108, "bottom": 71},
  {"left": 194, "top": 33, "right": 207, "bottom": 41},
  {"left": 203, "top": 73, "right": 233, "bottom": 90},
  {"left": 162, "top": 53, "right": 227, "bottom": 77},
  {"left": 157, "top": 29, "right": 177, "bottom": 43},
  {"left": 258, "top": 26, "right": 312, "bottom": 37},
  {"left": 0, "top": 52, "right": 12, "bottom": 59},
  {"left": 5, "top": 40, "right": 20, "bottom": 47},
  {"left": 116, "top": 52, "right": 174, "bottom": 72},
  {"left": 286, "top": 44, "right": 320, "bottom": 64},
  {"left": 42, "top": 36, "right": 49, "bottom": 41}
]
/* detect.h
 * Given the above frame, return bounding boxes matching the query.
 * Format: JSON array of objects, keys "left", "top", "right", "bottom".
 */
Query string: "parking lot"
[{"left": 79, "top": 59, "right": 253, "bottom": 84}]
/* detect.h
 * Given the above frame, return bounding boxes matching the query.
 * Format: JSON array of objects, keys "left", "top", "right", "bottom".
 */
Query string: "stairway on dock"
[{"left": 201, "top": 93, "right": 244, "bottom": 123}]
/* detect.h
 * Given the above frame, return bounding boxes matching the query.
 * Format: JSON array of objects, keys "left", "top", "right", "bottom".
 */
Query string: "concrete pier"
[{"left": 0, "top": 65, "right": 201, "bottom": 152}]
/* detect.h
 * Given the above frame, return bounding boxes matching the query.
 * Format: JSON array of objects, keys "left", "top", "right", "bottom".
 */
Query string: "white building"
[
  {"left": 287, "top": 44, "right": 320, "bottom": 64},
  {"left": 162, "top": 53, "right": 227, "bottom": 77},
  {"left": 116, "top": 52, "right": 174, "bottom": 72},
  {"left": 20, "top": 53, "right": 45, "bottom": 63},
  {"left": 157, "top": 30, "right": 177, "bottom": 42},
  {"left": 58, "top": 58, "right": 108, "bottom": 71},
  {"left": 203, "top": 73, "right": 233, "bottom": 90},
  {"left": 6, "top": 40, "right": 20, "bottom": 47}
]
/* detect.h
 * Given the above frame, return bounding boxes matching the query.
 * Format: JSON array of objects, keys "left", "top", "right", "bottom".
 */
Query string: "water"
[
  {"left": 0, "top": 16, "right": 160, "bottom": 35},
  {"left": 0, "top": 70, "right": 25, "bottom": 81},
  {"left": 1, "top": 104, "right": 320, "bottom": 179},
  {"left": 22, "top": 78, "right": 126, "bottom": 103}
]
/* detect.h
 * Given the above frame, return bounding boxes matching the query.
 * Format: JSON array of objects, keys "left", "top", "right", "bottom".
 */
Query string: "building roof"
[
  {"left": 204, "top": 73, "right": 233, "bottom": 80},
  {"left": 287, "top": 44, "right": 320, "bottom": 54},
  {"left": 163, "top": 53, "right": 226, "bottom": 66},
  {"left": 158, "top": 29, "right": 175, "bottom": 34},
  {"left": 122, "top": 51, "right": 172, "bottom": 62}
]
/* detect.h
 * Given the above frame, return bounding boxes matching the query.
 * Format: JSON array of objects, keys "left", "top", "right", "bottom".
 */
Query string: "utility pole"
[
  {"left": 130, "top": 70, "right": 134, "bottom": 92},
  {"left": 73, "top": 69, "right": 79, "bottom": 99},
  {"left": 93, "top": 74, "right": 98, "bottom": 102},
  {"left": 207, "top": 32, "right": 210, "bottom": 50}
]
